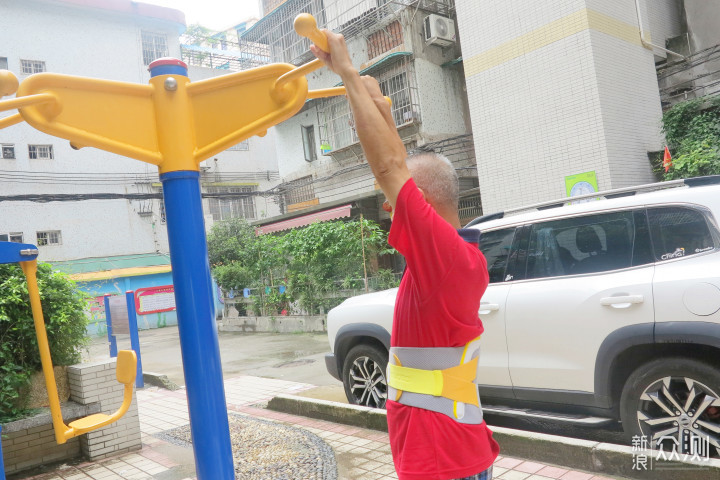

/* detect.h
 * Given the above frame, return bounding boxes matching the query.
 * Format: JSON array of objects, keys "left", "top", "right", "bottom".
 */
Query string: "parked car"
[{"left": 325, "top": 175, "right": 720, "bottom": 455}]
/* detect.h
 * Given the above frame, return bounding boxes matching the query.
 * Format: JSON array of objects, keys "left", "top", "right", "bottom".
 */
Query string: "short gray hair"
[{"left": 406, "top": 152, "right": 459, "bottom": 210}]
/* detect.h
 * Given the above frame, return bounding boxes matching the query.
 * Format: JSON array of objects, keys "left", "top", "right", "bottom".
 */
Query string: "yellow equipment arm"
[{"left": 19, "top": 259, "right": 137, "bottom": 444}]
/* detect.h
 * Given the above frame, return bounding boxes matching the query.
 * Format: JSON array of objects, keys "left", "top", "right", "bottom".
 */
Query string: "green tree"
[
  {"left": 660, "top": 96, "right": 720, "bottom": 180},
  {"left": 0, "top": 263, "right": 89, "bottom": 421},
  {"left": 207, "top": 217, "right": 396, "bottom": 315}
]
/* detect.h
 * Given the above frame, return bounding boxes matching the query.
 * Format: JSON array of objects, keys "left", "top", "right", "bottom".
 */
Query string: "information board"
[{"left": 135, "top": 285, "right": 176, "bottom": 315}]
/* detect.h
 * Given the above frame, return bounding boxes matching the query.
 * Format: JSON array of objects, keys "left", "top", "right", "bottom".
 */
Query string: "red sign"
[{"left": 135, "top": 285, "right": 176, "bottom": 314}]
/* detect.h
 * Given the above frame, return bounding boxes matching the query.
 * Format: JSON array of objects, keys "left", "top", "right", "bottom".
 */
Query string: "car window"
[
  {"left": 525, "top": 210, "right": 640, "bottom": 279},
  {"left": 479, "top": 228, "right": 516, "bottom": 283},
  {"left": 648, "top": 206, "right": 717, "bottom": 261}
]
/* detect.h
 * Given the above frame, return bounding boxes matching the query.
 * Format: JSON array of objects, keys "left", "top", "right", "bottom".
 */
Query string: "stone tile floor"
[{"left": 17, "top": 376, "right": 628, "bottom": 480}]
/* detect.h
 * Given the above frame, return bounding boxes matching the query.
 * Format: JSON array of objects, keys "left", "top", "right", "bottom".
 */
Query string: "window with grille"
[
  {"left": 0, "top": 57, "right": 7, "bottom": 70},
  {"left": 367, "top": 21, "right": 403, "bottom": 59},
  {"left": 20, "top": 59, "right": 45, "bottom": 74},
  {"left": 37, "top": 230, "right": 61, "bottom": 246},
  {"left": 28, "top": 144, "right": 53, "bottom": 159},
  {"left": 1, "top": 144, "right": 15, "bottom": 159},
  {"left": 228, "top": 140, "right": 250, "bottom": 151},
  {"left": 301, "top": 125, "right": 317, "bottom": 162},
  {"left": 377, "top": 64, "right": 419, "bottom": 126},
  {"left": 321, "top": 60, "right": 418, "bottom": 152},
  {"left": 283, "top": 176, "right": 315, "bottom": 208},
  {"left": 207, "top": 186, "right": 256, "bottom": 221},
  {"left": 142, "top": 31, "right": 169, "bottom": 65}
]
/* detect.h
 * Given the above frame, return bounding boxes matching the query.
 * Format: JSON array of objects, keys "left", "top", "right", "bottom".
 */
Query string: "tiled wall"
[{"left": 456, "top": 0, "right": 673, "bottom": 212}]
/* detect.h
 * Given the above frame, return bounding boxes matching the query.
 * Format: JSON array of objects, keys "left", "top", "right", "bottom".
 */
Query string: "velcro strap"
[{"left": 387, "top": 357, "right": 479, "bottom": 406}]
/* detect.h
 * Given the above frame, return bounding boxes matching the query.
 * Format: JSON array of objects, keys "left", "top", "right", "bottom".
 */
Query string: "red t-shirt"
[{"left": 387, "top": 179, "right": 499, "bottom": 480}]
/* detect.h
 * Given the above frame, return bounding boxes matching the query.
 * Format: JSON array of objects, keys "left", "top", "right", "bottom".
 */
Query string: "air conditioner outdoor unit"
[{"left": 424, "top": 14, "right": 456, "bottom": 47}]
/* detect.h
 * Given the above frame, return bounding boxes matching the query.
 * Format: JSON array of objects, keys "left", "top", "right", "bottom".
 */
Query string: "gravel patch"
[{"left": 156, "top": 414, "right": 337, "bottom": 480}]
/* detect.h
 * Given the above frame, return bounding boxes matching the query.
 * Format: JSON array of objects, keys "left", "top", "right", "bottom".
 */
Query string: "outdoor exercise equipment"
[
  {"left": 0, "top": 242, "right": 137, "bottom": 445},
  {"left": 0, "top": 14, "right": 351, "bottom": 479}
]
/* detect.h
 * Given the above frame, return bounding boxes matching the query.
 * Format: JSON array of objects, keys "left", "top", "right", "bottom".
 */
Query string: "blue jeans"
[{"left": 454, "top": 465, "right": 493, "bottom": 480}]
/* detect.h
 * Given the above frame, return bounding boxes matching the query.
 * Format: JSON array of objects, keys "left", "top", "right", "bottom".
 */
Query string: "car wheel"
[
  {"left": 620, "top": 357, "right": 720, "bottom": 457},
  {"left": 342, "top": 344, "right": 388, "bottom": 409}
]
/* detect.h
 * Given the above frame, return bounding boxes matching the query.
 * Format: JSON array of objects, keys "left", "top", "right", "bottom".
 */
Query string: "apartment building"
[{"left": 201, "top": 0, "right": 483, "bottom": 230}]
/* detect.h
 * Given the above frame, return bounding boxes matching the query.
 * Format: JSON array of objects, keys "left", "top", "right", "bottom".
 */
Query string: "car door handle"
[
  {"left": 600, "top": 295, "right": 644, "bottom": 308},
  {"left": 479, "top": 303, "right": 500, "bottom": 315}
]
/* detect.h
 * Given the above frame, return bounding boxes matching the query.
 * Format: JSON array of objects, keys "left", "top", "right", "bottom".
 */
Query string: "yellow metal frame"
[
  {"left": 0, "top": 14, "right": 387, "bottom": 174},
  {"left": 19, "top": 259, "right": 137, "bottom": 444}
]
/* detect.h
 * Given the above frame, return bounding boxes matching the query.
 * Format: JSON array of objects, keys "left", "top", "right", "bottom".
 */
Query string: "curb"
[
  {"left": 267, "top": 394, "right": 720, "bottom": 480},
  {"left": 142, "top": 371, "right": 181, "bottom": 390}
]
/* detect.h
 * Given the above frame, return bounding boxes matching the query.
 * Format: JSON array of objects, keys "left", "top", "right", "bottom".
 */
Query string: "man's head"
[{"left": 406, "top": 151, "right": 459, "bottom": 213}]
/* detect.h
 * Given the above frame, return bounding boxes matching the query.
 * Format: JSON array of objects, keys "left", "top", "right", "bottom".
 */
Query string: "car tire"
[
  {"left": 620, "top": 357, "right": 720, "bottom": 457},
  {"left": 342, "top": 344, "right": 388, "bottom": 409}
]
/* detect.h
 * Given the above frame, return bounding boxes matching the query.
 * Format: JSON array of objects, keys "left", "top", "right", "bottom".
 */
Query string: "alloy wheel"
[
  {"left": 637, "top": 376, "right": 720, "bottom": 456},
  {"left": 347, "top": 355, "right": 387, "bottom": 409}
]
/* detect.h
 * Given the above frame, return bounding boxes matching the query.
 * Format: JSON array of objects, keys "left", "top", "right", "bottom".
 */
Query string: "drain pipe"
[{"left": 634, "top": 0, "right": 688, "bottom": 62}]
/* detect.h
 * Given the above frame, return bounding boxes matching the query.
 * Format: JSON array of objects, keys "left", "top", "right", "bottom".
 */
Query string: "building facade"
[
  {"left": 455, "top": 0, "right": 717, "bottom": 213},
  {"left": 0, "top": 0, "right": 281, "bottom": 266},
  {"left": 227, "top": 0, "right": 481, "bottom": 231}
]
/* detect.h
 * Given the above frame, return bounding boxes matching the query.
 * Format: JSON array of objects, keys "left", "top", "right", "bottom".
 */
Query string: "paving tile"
[
  {"left": 559, "top": 472, "right": 594, "bottom": 480},
  {"left": 516, "top": 461, "right": 545, "bottom": 474},
  {"left": 498, "top": 470, "right": 531, "bottom": 480},
  {"left": 536, "top": 465, "right": 570, "bottom": 478},
  {"left": 495, "top": 456, "right": 525, "bottom": 469}
]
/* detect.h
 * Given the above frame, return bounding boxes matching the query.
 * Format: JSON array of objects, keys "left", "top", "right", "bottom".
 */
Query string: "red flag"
[{"left": 663, "top": 146, "right": 672, "bottom": 172}]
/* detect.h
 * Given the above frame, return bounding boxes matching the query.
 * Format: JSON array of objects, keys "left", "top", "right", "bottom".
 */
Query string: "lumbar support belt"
[{"left": 387, "top": 337, "right": 483, "bottom": 424}]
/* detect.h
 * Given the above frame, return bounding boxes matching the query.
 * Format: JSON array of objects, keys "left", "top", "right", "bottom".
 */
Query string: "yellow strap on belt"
[{"left": 387, "top": 357, "right": 479, "bottom": 406}]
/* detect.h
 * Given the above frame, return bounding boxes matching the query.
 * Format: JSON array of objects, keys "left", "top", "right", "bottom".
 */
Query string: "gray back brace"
[{"left": 387, "top": 343, "right": 484, "bottom": 424}]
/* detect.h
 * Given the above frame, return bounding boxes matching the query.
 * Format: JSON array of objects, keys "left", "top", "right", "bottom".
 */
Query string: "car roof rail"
[
  {"left": 465, "top": 211, "right": 504, "bottom": 228},
  {"left": 464, "top": 175, "right": 720, "bottom": 226}
]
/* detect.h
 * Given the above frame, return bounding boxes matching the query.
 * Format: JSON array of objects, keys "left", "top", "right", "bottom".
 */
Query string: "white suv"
[{"left": 325, "top": 176, "right": 720, "bottom": 454}]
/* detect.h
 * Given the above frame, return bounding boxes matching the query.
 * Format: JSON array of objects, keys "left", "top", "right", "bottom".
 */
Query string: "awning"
[
  {"left": 52, "top": 253, "right": 172, "bottom": 281},
  {"left": 256, "top": 205, "right": 352, "bottom": 235}
]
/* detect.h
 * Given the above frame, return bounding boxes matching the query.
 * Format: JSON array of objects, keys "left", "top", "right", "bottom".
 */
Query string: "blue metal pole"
[
  {"left": 125, "top": 291, "right": 144, "bottom": 388},
  {"left": 104, "top": 294, "right": 118, "bottom": 358},
  {"left": 161, "top": 170, "right": 234, "bottom": 479},
  {"left": 0, "top": 424, "right": 6, "bottom": 480}
]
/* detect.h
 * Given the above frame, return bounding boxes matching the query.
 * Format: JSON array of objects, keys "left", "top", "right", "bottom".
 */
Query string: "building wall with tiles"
[
  {"left": 1, "top": 358, "right": 140, "bottom": 474},
  {"left": 455, "top": 0, "right": 676, "bottom": 212}
]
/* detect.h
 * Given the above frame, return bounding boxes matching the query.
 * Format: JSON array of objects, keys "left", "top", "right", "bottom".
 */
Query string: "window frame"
[
  {"left": 1, "top": 144, "right": 15, "bottom": 159},
  {"left": 20, "top": 59, "right": 45, "bottom": 75},
  {"left": 0, "top": 57, "right": 8, "bottom": 70},
  {"left": 141, "top": 31, "right": 169, "bottom": 66},
  {"left": 646, "top": 204, "right": 720, "bottom": 263},
  {"left": 36, "top": 230, "right": 62, "bottom": 246},
  {"left": 206, "top": 185, "right": 257, "bottom": 221},
  {"left": 301, "top": 125, "right": 317, "bottom": 162},
  {"left": 28, "top": 144, "right": 54, "bottom": 159}
]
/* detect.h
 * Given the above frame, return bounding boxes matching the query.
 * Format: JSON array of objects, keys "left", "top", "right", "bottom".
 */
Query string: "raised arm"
[{"left": 311, "top": 32, "right": 410, "bottom": 207}]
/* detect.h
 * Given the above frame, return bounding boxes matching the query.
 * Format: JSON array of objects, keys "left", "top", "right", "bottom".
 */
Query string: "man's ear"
[{"left": 417, "top": 187, "right": 427, "bottom": 201}]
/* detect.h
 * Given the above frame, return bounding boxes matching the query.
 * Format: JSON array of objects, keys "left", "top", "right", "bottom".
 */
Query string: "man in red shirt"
[{"left": 312, "top": 32, "right": 499, "bottom": 480}]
